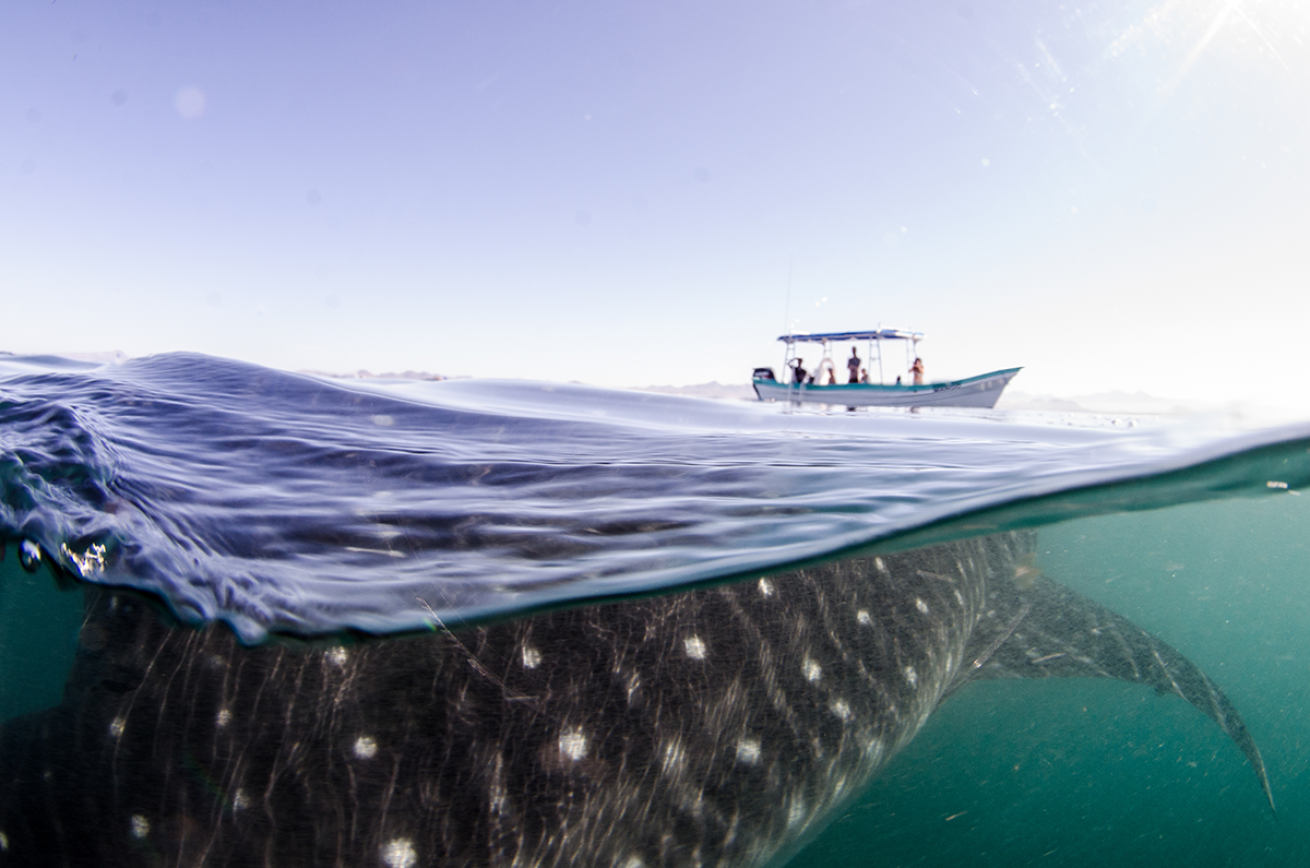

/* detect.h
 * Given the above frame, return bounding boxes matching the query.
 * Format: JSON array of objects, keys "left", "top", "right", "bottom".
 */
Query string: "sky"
[{"left": 2, "top": 0, "right": 1308, "bottom": 413}]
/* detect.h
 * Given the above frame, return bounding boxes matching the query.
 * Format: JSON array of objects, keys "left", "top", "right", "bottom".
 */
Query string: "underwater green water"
[
  {"left": 792, "top": 492, "right": 1310, "bottom": 866},
  {"left": 1, "top": 492, "right": 1306, "bottom": 865},
  {"left": 0, "top": 551, "right": 81, "bottom": 722}
]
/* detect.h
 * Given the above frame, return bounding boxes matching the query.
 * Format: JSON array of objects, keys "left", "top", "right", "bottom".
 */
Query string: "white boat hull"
[{"left": 753, "top": 368, "right": 1021, "bottom": 409}]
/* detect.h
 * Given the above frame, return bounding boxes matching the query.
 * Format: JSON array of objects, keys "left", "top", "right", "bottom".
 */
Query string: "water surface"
[{"left": 2, "top": 352, "right": 1308, "bottom": 866}]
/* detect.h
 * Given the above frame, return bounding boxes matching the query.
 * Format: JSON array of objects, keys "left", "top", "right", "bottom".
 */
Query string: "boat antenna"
[{"left": 783, "top": 257, "right": 794, "bottom": 336}]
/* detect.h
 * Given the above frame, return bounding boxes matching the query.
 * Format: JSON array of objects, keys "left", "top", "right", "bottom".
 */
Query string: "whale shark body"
[{"left": 0, "top": 531, "right": 1272, "bottom": 866}]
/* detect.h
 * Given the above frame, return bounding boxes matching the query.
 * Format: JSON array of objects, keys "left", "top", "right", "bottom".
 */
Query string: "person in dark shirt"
[
  {"left": 847, "top": 348, "right": 861, "bottom": 384},
  {"left": 790, "top": 358, "right": 808, "bottom": 385}
]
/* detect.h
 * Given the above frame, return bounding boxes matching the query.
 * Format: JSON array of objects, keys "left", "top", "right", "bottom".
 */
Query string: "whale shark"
[{"left": 0, "top": 531, "right": 1272, "bottom": 867}]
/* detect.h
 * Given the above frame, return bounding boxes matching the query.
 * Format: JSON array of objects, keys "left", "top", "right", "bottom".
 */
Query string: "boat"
[{"left": 752, "top": 329, "right": 1020, "bottom": 409}]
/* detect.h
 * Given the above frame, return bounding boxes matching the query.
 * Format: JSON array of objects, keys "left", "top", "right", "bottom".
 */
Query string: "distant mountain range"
[
  {"left": 628, "top": 381, "right": 756, "bottom": 400},
  {"left": 994, "top": 390, "right": 1205, "bottom": 415},
  {"left": 302, "top": 369, "right": 449, "bottom": 381}
]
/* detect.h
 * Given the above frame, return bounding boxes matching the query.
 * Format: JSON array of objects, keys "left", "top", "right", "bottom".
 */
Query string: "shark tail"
[{"left": 963, "top": 573, "right": 1275, "bottom": 813}]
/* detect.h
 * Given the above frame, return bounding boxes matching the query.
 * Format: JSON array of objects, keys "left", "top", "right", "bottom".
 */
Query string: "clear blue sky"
[{"left": 3, "top": 0, "right": 1307, "bottom": 412}]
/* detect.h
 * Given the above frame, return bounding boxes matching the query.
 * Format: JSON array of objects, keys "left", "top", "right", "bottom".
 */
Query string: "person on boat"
[
  {"left": 790, "top": 358, "right": 808, "bottom": 385},
  {"left": 847, "top": 348, "right": 861, "bottom": 384},
  {"left": 910, "top": 357, "right": 925, "bottom": 385},
  {"left": 860, "top": 368, "right": 870, "bottom": 384}
]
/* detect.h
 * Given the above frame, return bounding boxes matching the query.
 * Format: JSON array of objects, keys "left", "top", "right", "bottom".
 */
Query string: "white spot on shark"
[
  {"left": 108, "top": 717, "right": 126, "bottom": 739},
  {"left": 216, "top": 708, "right": 231, "bottom": 728},
  {"left": 735, "top": 737, "right": 762, "bottom": 765},
  {"left": 231, "top": 788, "right": 249, "bottom": 811},
  {"left": 0, "top": 831, "right": 8, "bottom": 851},
  {"left": 915, "top": 598, "right": 929, "bottom": 615},
  {"left": 830, "top": 698, "right": 853, "bottom": 722},
  {"left": 353, "top": 736, "right": 378, "bottom": 759},
  {"left": 326, "top": 647, "right": 349, "bottom": 667},
  {"left": 857, "top": 609, "right": 872, "bottom": 626},
  {"left": 381, "top": 838, "right": 418, "bottom": 868},
  {"left": 874, "top": 557, "right": 887, "bottom": 573},
  {"left": 803, "top": 658, "right": 822, "bottom": 682},
  {"left": 683, "top": 635, "right": 708, "bottom": 660},
  {"left": 758, "top": 577, "right": 775, "bottom": 597},
  {"left": 904, "top": 666, "right": 918, "bottom": 687},
  {"left": 559, "top": 729, "right": 588, "bottom": 761},
  {"left": 130, "top": 815, "right": 149, "bottom": 839},
  {"left": 521, "top": 645, "right": 541, "bottom": 669}
]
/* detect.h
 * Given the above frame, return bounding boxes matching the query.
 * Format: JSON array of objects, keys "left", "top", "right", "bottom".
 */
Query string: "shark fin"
[{"left": 960, "top": 573, "right": 1274, "bottom": 812}]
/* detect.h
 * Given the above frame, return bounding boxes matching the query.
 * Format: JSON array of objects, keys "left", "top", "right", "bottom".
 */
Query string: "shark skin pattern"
[{"left": 0, "top": 532, "right": 1272, "bottom": 867}]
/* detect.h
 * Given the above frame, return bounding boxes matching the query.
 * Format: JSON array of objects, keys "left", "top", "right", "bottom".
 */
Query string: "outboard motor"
[{"left": 752, "top": 367, "right": 776, "bottom": 381}]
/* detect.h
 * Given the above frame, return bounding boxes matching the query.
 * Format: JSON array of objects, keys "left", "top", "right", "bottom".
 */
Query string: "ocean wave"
[{"left": 2, "top": 352, "right": 1308, "bottom": 642}]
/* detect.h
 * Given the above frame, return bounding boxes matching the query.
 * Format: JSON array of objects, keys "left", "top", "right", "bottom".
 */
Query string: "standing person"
[
  {"left": 847, "top": 348, "right": 861, "bottom": 384},
  {"left": 910, "top": 357, "right": 925, "bottom": 385},
  {"left": 790, "top": 358, "right": 808, "bottom": 385}
]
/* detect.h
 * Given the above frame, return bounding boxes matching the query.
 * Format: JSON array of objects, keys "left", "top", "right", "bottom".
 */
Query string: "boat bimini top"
[
  {"left": 776, "top": 329, "right": 924, "bottom": 388},
  {"left": 777, "top": 329, "right": 923, "bottom": 344}
]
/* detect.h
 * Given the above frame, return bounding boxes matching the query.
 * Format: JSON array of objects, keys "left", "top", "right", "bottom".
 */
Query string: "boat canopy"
[{"left": 777, "top": 329, "right": 922, "bottom": 344}]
